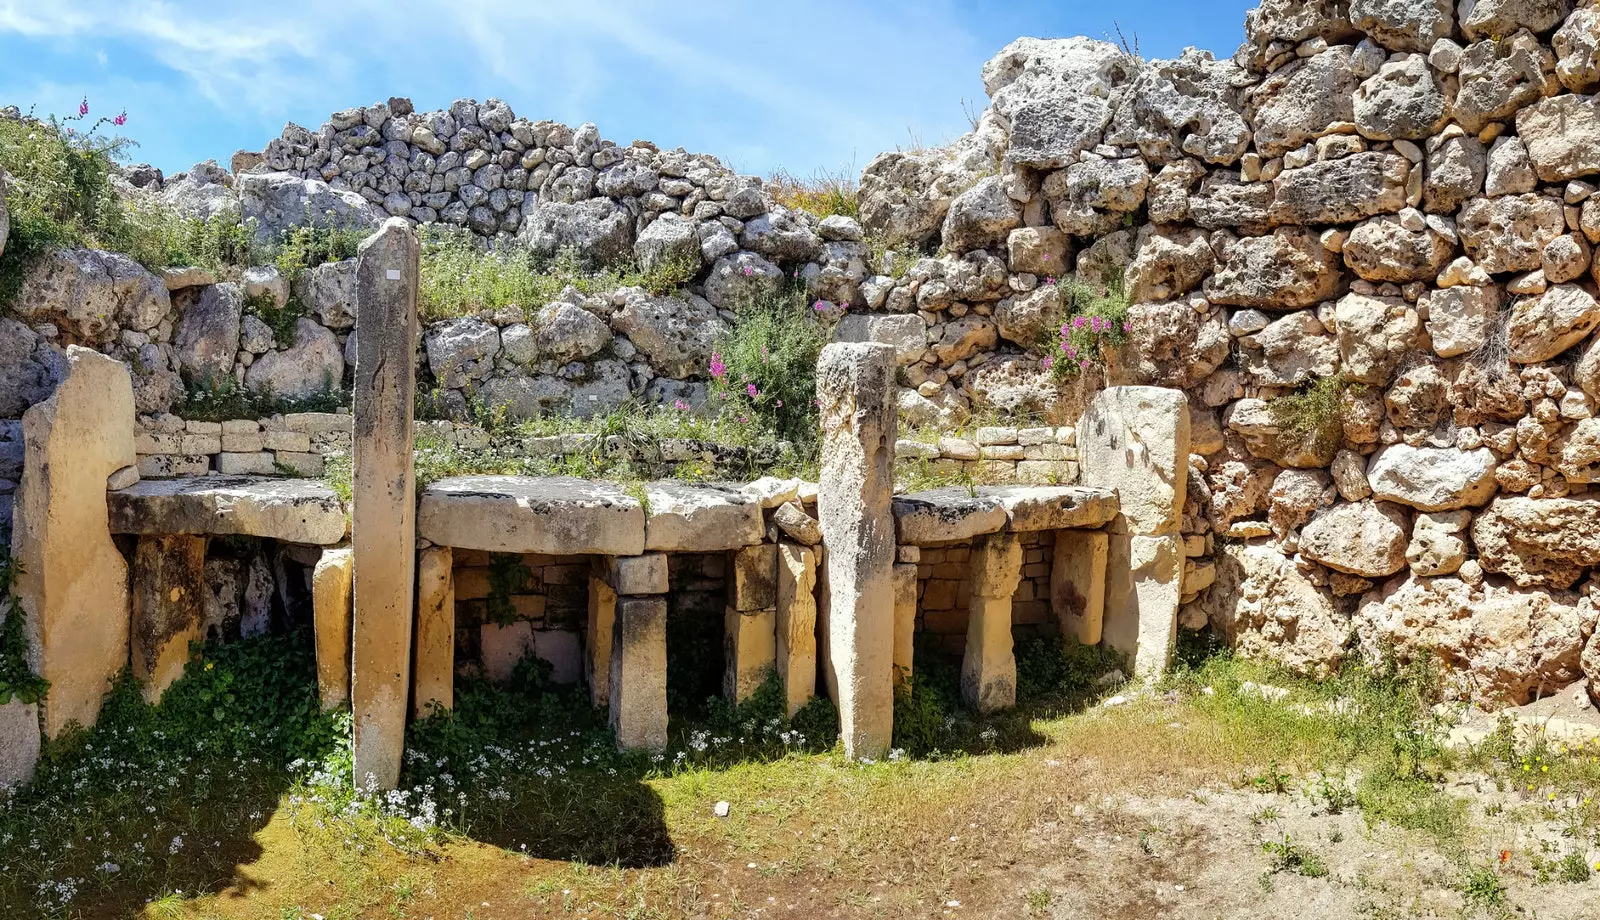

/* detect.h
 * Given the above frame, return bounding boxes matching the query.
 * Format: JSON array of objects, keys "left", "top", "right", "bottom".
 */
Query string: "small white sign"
[{"left": 386, "top": 269, "right": 402, "bottom": 280}]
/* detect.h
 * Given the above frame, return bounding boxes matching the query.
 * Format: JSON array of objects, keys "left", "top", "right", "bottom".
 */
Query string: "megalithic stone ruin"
[
  {"left": 13, "top": 346, "right": 136, "bottom": 739},
  {"left": 350, "top": 218, "right": 421, "bottom": 791},
  {"left": 815, "top": 342, "right": 897, "bottom": 761}
]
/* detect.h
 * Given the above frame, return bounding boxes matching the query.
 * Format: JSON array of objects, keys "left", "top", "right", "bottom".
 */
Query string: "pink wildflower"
[
  {"left": 1072, "top": 316, "right": 1086, "bottom": 329},
  {"left": 1079, "top": 359, "right": 1090, "bottom": 369},
  {"left": 1045, "top": 276, "right": 1056, "bottom": 285},
  {"left": 742, "top": 265, "right": 754, "bottom": 277},
  {"left": 774, "top": 399, "right": 783, "bottom": 408},
  {"left": 746, "top": 383, "right": 759, "bottom": 398},
  {"left": 709, "top": 352, "right": 727, "bottom": 379},
  {"left": 78, "top": 98, "right": 88, "bottom": 116},
  {"left": 1040, "top": 356, "right": 1054, "bottom": 370},
  {"left": 814, "top": 300, "right": 829, "bottom": 312},
  {"left": 113, "top": 111, "right": 126, "bottom": 126},
  {"left": 672, "top": 399, "right": 689, "bottom": 411}
]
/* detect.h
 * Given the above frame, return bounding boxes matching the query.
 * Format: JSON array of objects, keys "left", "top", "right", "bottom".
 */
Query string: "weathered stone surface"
[
  {"left": 643, "top": 482, "right": 763, "bottom": 552},
  {"left": 173, "top": 283, "right": 243, "bottom": 380},
  {"left": 586, "top": 572, "right": 617, "bottom": 710},
  {"left": 1103, "top": 532, "right": 1183, "bottom": 679},
  {"left": 419, "top": 475, "right": 646, "bottom": 556},
  {"left": 413, "top": 546, "right": 454, "bottom": 719},
  {"left": 0, "top": 318, "right": 51, "bottom": 418},
  {"left": 1204, "top": 229, "right": 1344, "bottom": 309},
  {"left": 14, "top": 248, "right": 169, "bottom": 344},
  {"left": 1356, "top": 573, "right": 1591, "bottom": 706},
  {"left": 517, "top": 198, "right": 634, "bottom": 266},
  {"left": 245, "top": 318, "right": 345, "bottom": 399},
  {"left": 611, "top": 290, "right": 728, "bottom": 379},
  {"left": 731, "top": 542, "right": 777, "bottom": 612},
  {"left": 832, "top": 313, "right": 928, "bottom": 366},
  {"left": 1224, "top": 397, "right": 1339, "bottom": 468},
  {"left": 1107, "top": 299, "right": 1231, "bottom": 389},
  {"left": 892, "top": 562, "right": 917, "bottom": 684},
  {"left": 425, "top": 317, "right": 499, "bottom": 389},
  {"left": 1508, "top": 283, "right": 1600, "bottom": 363},
  {"left": 816, "top": 342, "right": 896, "bottom": 760},
  {"left": 1425, "top": 134, "right": 1487, "bottom": 213},
  {"left": 1555, "top": 8, "right": 1600, "bottom": 91},
  {"left": 723, "top": 605, "right": 776, "bottom": 703},
  {"left": 634, "top": 213, "right": 702, "bottom": 275},
  {"left": 1350, "top": 0, "right": 1455, "bottom": 51},
  {"left": 1205, "top": 539, "right": 1349, "bottom": 679},
  {"left": 776, "top": 543, "right": 818, "bottom": 717},
  {"left": 312, "top": 548, "right": 353, "bottom": 711},
  {"left": 1454, "top": 31, "right": 1558, "bottom": 133},
  {"left": 350, "top": 219, "right": 419, "bottom": 791},
  {"left": 529, "top": 302, "right": 610, "bottom": 364},
  {"left": 942, "top": 176, "right": 1021, "bottom": 252},
  {"left": 985, "top": 484, "right": 1120, "bottom": 531},
  {"left": 1335, "top": 292, "right": 1420, "bottom": 386},
  {"left": 1460, "top": 193, "right": 1568, "bottom": 275},
  {"left": 1366, "top": 444, "right": 1499, "bottom": 511},
  {"left": 980, "top": 36, "right": 1135, "bottom": 168},
  {"left": 1052, "top": 529, "right": 1108, "bottom": 645},
  {"left": 1517, "top": 93, "right": 1600, "bottom": 183},
  {"left": 773, "top": 501, "right": 823, "bottom": 545},
  {"left": 893, "top": 489, "right": 1007, "bottom": 544},
  {"left": 604, "top": 553, "right": 669, "bottom": 596},
  {"left": 964, "top": 532, "right": 1021, "bottom": 714},
  {"left": 1342, "top": 214, "right": 1455, "bottom": 282},
  {"left": 1353, "top": 55, "right": 1449, "bottom": 140},
  {"left": 238, "top": 172, "right": 381, "bottom": 243},
  {"left": 1078, "top": 386, "right": 1190, "bottom": 536},
  {"left": 130, "top": 535, "right": 206, "bottom": 704},
  {"left": 1421, "top": 284, "right": 1500, "bottom": 357},
  {"left": 1407, "top": 509, "right": 1471, "bottom": 576},
  {"left": 1299, "top": 500, "right": 1411, "bottom": 577},
  {"left": 1472, "top": 495, "right": 1600, "bottom": 588},
  {"left": 1241, "top": 309, "right": 1339, "bottom": 387},
  {"left": 1460, "top": 0, "right": 1570, "bottom": 41},
  {"left": 13, "top": 347, "right": 135, "bottom": 738},
  {"left": 610, "top": 596, "right": 668, "bottom": 751},
  {"left": 1268, "top": 153, "right": 1412, "bottom": 225},
  {"left": 0, "top": 699, "right": 39, "bottom": 792},
  {"left": 1248, "top": 47, "right": 1359, "bottom": 158},
  {"left": 108, "top": 476, "right": 347, "bottom": 544}
]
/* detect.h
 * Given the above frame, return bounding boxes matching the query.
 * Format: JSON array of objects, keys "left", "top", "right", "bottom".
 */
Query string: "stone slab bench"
[
  {"left": 893, "top": 485, "right": 1118, "bottom": 545},
  {"left": 107, "top": 476, "right": 348, "bottom": 545},
  {"left": 417, "top": 475, "right": 770, "bottom": 557}
]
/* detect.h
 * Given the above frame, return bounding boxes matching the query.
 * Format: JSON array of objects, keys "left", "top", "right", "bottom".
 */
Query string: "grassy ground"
[{"left": 4, "top": 633, "right": 1600, "bottom": 920}]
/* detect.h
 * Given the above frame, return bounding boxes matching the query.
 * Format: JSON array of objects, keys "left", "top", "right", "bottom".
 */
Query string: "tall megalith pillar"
[
  {"left": 350, "top": 218, "right": 420, "bottom": 790},
  {"left": 815, "top": 342, "right": 896, "bottom": 761}
]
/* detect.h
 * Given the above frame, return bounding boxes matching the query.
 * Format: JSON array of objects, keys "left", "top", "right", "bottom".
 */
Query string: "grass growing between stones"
[{"left": 8, "top": 635, "right": 1600, "bottom": 918}]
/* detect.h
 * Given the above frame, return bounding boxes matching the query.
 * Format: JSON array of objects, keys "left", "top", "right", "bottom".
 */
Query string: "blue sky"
[{"left": 0, "top": 0, "right": 1255, "bottom": 179}]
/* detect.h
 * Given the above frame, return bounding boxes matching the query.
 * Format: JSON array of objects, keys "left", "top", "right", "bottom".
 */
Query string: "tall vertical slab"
[
  {"left": 13, "top": 346, "right": 135, "bottom": 738},
  {"left": 963, "top": 531, "right": 1022, "bottom": 713},
  {"left": 413, "top": 546, "right": 454, "bottom": 718},
  {"left": 312, "top": 548, "right": 354, "bottom": 711},
  {"left": 586, "top": 569, "right": 618, "bottom": 709},
  {"left": 1078, "top": 386, "right": 1189, "bottom": 680},
  {"left": 131, "top": 534, "right": 208, "bottom": 704},
  {"left": 610, "top": 596, "right": 668, "bottom": 751},
  {"left": 815, "top": 342, "right": 897, "bottom": 760},
  {"left": 1051, "top": 530, "right": 1108, "bottom": 644},
  {"left": 891, "top": 562, "right": 918, "bottom": 686},
  {"left": 350, "top": 218, "right": 420, "bottom": 790},
  {"left": 776, "top": 542, "right": 818, "bottom": 717}
]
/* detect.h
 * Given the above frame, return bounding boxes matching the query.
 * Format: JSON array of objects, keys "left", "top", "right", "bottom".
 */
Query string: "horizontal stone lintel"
[
  {"left": 893, "top": 485, "right": 1119, "bottom": 545},
  {"left": 108, "top": 475, "right": 347, "bottom": 545}
]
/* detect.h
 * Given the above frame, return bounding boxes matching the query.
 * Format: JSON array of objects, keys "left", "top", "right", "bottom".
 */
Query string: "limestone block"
[
  {"left": 643, "top": 481, "right": 764, "bottom": 552},
  {"left": 312, "top": 548, "right": 353, "bottom": 711},
  {"left": 777, "top": 543, "right": 819, "bottom": 717},
  {"left": 732, "top": 542, "right": 777, "bottom": 611},
  {"left": 1103, "top": 533, "right": 1182, "bottom": 680},
  {"left": 481, "top": 620, "right": 533, "bottom": 682},
  {"left": 419, "top": 475, "right": 645, "bottom": 556},
  {"left": 586, "top": 572, "right": 618, "bottom": 709},
  {"left": 1052, "top": 529, "right": 1109, "bottom": 645},
  {"left": 130, "top": 534, "right": 207, "bottom": 704},
  {"left": 351, "top": 218, "right": 420, "bottom": 791},
  {"left": 610, "top": 596, "right": 668, "bottom": 752},
  {"left": 892, "top": 489, "right": 1007, "bottom": 544},
  {"left": 892, "top": 562, "right": 918, "bottom": 685},
  {"left": 534, "top": 629, "right": 582, "bottom": 684},
  {"left": 0, "top": 699, "right": 40, "bottom": 792},
  {"left": 986, "top": 485, "right": 1120, "bottom": 532},
  {"left": 413, "top": 546, "right": 453, "bottom": 719},
  {"left": 13, "top": 346, "right": 135, "bottom": 738},
  {"left": 605, "top": 553, "right": 668, "bottom": 596},
  {"left": 724, "top": 605, "right": 777, "bottom": 702},
  {"left": 1078, "top": 386, "right": 1191, "bottom": 537},
  {"left": 136, "top": 454, "right": 210, "bottom": 478},
  {"left": 971, "top": 531, "right": 1024, "bottom": 598},
  {"left": 963, "top": 595, "right": 1017, "bottom": 714},
  {"left": 108, "top": 476, "right": 348, "bottom": 544},
  {"left": 816, "top": 342, "right": 897, "bottom": 760},
  {"left": 216, "top": 451, "right": 274, "bottom": 475}
]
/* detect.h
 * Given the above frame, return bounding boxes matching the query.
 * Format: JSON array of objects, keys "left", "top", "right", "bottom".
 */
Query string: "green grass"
[
  {"left": 767, "top": 167, "right": 859, "bottom": 220},
  {"left": 175, "top": 373, "right": 348, "bottom": 423}
]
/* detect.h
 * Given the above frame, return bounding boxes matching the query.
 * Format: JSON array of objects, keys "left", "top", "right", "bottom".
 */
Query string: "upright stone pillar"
[
  {"left": 350, "top": 218, "right": 420, "bottom": 790},
  {"left": 815, "top": 342, "right": 896, "bottom": 760},
  {"left": 775, "top": 542, "right": 818, "bottom": 717},
  {"left": 1078, "top": 386, "right": 1189, "bottom": 680},
  {"left": 963, "top": 532, "right": 1022, "bottom": 713},
  {"left": 131, "top": 534, "right": 208, "bottom": 704},
  {"left": 605, "top": 554, "right": 669, "bottom": 751},
  {"left": 413, "top": 546, "right": 454, "bottom": 719},
  {"left": 13, "top": 347, "right": 135, "bottom": 738},
  {"left": 891, "top": 562, "right": 918, "bottom": 686},
  {"left": 586, "top": 566, "right": 618, "bottom": 709},
  {"left": 1051, "top": 530, "right": 1108, "bottom": 644},
  {"left": 726, "top": 543, "right": 777, "bottom": 702},
  {"left": 312, "top": 548, "right": 353, "bottom": 711}
]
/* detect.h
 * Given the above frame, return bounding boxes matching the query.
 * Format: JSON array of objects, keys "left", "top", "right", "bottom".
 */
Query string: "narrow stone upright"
[
  {"left": 604, "top": 553, "right": 669, "bottom": 751},
  {"left": 413, "top": 545, "right": 454, "bottom": 719},
  {"left": 312, "top": 548, "right": 354, "bottom": 711},
  {"left": 815, "top": 342, "right": 897, "bottom": 760},
  {"left": 350, "top": 218, "right": 420, "bottom": 790},
  {"left": 1078, "top": 386, "right": 1190, "bottom": 680},
  {"left": 963, "top": 531, "right": 1022, "bottom": 713},
  {"left": 1051, "top": 530, "right": 1108, "bottom": 644},
  {"left": 130, "top": 534, "right": 208, "bottom": 704},
  {"left": 13, "top": 347, "right": 136, "bottom": 738},
  {"left": 776, "top": 542, "right": 819, "bottom": 717}
]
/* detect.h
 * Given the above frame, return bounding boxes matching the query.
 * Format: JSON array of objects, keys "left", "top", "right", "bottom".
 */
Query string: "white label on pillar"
[{"left": 386, "top": 269, "right": 401, "bottom": 280}]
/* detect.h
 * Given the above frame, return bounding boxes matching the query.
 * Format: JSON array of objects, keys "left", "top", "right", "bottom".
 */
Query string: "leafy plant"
[
  {"left": 708, "top": 281, "right": 828, "bottom": 452},
  {"left": 767, "top": 167, "right": 859, "bottom": 220},
  {"left": 0, "top": 536, "right": 48, "bottom": 706},
  {"left": 1268, "top": 375, "right": 1361, "bottom": 459},
  {"left": 1044, "top": 276, "right": 1129, "bottom": 380},
  {"left": 1262, "top": 834, "right": 1327, "bottom": 878},
  {"left": 485, "top": 554, "right": 534, "bottom": 627},
  {"left": 175, "top": 372, "right": 347, "bottom": 423}
]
